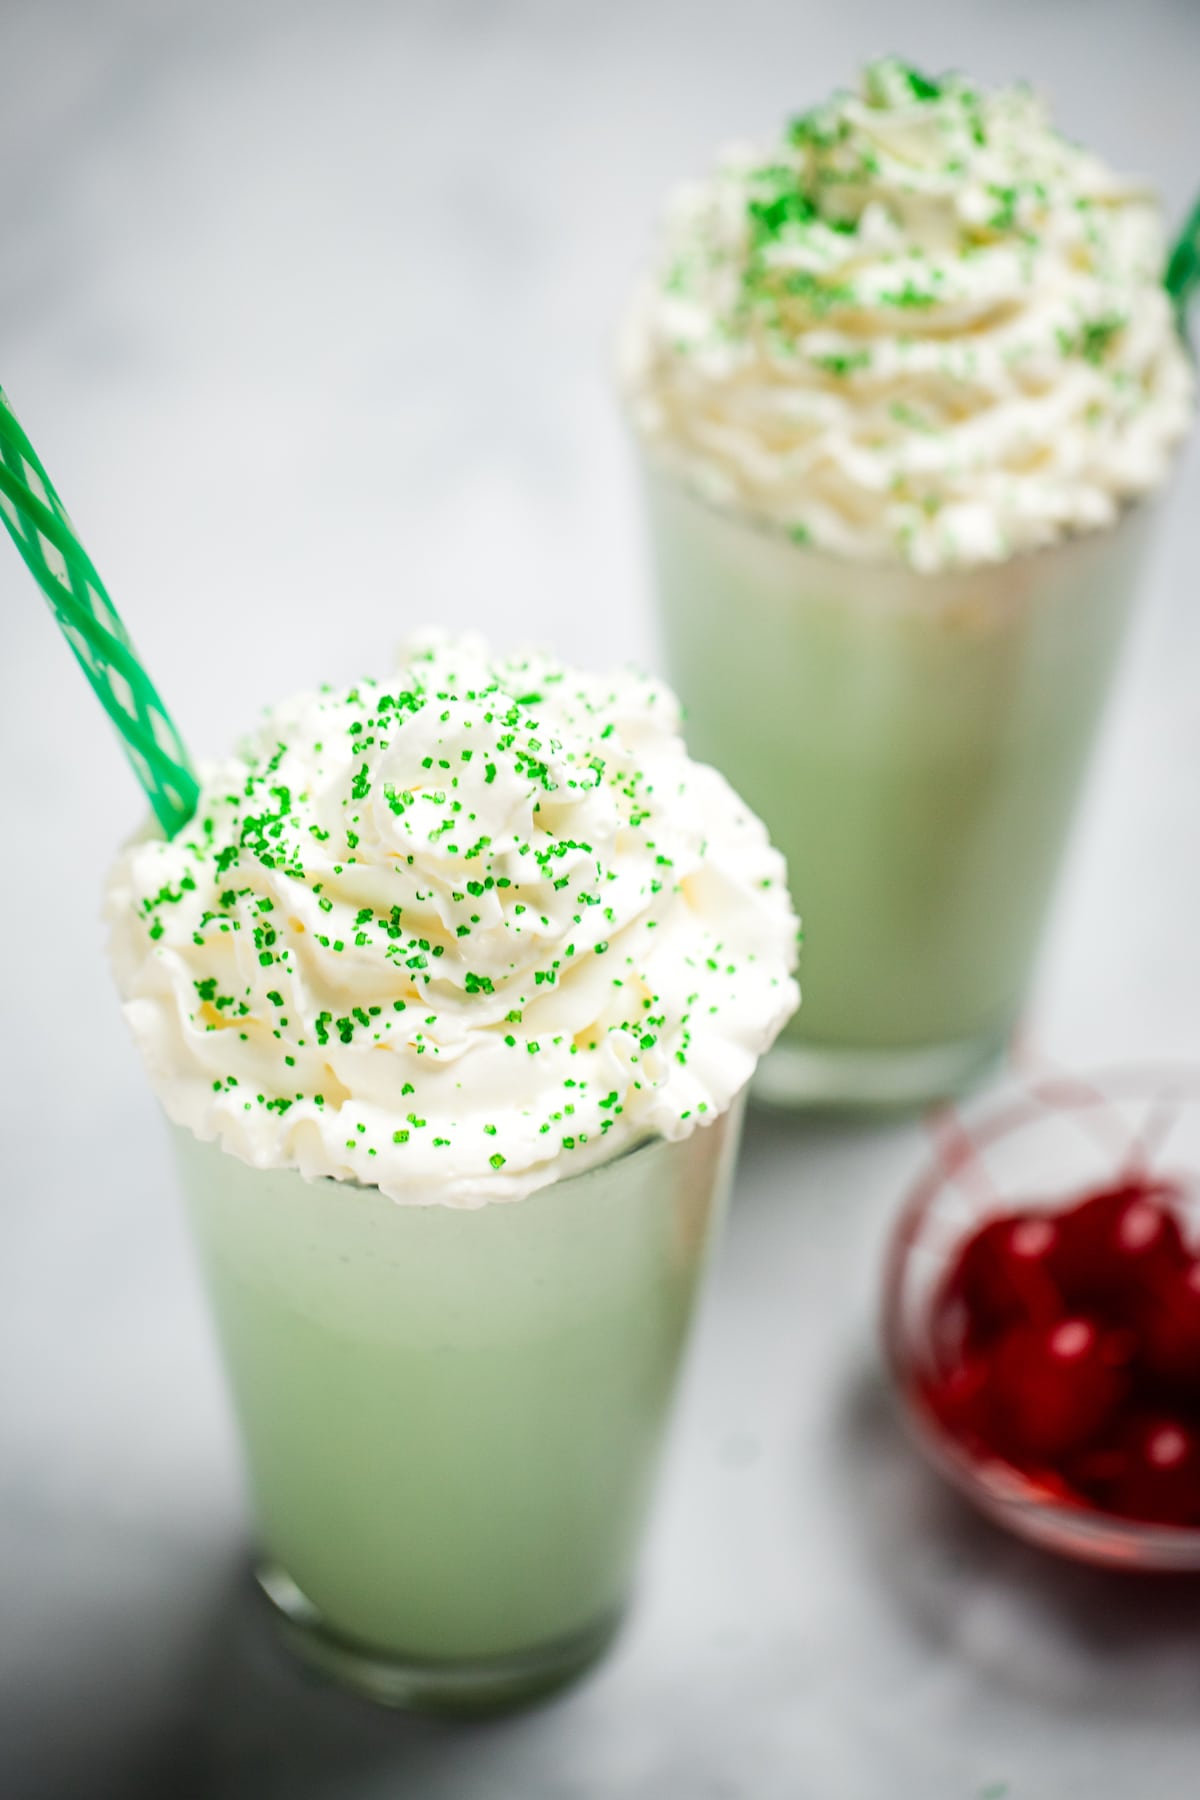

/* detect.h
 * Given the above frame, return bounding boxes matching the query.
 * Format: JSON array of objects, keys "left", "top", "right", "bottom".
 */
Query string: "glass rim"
[
  {"left": 633, "top": 440, "right": 1159, "bottom": 579},
  {"left": 908, "top": 1060, "right": 1200, "bottom": 1200},
  {"left": 169, "top": 1094, "right": 744, "bottom": 1206}
]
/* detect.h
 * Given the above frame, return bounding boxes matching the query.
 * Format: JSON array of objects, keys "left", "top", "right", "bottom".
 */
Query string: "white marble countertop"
[{"left": 3, "top": 4, "right": 1199, "bottom": 1795}]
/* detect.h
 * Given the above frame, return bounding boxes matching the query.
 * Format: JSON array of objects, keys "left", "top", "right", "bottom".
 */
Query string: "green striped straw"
[
  {"left": 1167, "top": 193, "right": 1200, "bottom": 334},
  {"left": 0, "top": 385, "right": 198, "bottom": 836}
]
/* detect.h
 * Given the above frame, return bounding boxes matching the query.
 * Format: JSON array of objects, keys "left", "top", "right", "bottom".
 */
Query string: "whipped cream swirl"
[
  {"left": 107, "top": 633, "right": 798, "bottom": 1206},
  {"left": 622, "top": 58, "right": 1194, "bottom": 570}
]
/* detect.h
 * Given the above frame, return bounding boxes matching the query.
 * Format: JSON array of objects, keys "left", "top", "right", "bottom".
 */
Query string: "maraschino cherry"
[
  {"left": 985, "top": 1317, "right": 1132, "bottom": 1461},
  {"left": 1052, "top": 1181, "right": 1186, "bottom": 1309},
  {"left": 1138, "top": 1260, "right": 1200, "bottom": 1392}
]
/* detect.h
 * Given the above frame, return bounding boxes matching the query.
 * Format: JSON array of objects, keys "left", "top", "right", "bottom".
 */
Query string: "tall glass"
[
  {"left": 173, "top": 1099, "right": 742, "bottom": 1713},
  {"left": 640, "top": 467, "right": 1157, "bottom": 1108}
]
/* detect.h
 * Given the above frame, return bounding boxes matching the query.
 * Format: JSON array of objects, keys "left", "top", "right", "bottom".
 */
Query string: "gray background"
[{"left": 2, "top": 2, "right": 1199, "bottom": 1796}]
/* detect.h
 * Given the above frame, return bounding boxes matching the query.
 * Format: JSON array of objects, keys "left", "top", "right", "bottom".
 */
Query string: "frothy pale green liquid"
[
  {"left": 647, "top": 474, "right": 1152, "bottom": 1062},
  {"left": 175, "top": 1109, "right": 739, "bottom": 1663}
]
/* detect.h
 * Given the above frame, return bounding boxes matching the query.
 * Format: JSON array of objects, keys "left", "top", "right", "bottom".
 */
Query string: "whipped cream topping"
[
  {"left": 107, "top": 633, "right": 798, "bottom": 1207},
  {"left": 621, "top": 58, "right": 1194, "bottom": 571}
]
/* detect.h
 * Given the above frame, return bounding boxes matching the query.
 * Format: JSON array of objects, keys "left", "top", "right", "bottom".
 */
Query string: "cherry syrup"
[{"left": 919, "top": 1174, "right": 1200, "bottom": 1527}]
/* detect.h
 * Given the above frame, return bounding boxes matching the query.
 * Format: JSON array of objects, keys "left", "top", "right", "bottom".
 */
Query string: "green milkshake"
[
  {"left": 622, "top": 59, "right": 1193, "bottom": 1107},
  {"left": 106, "top": 631, "right": 798, "bottom": 1709}
]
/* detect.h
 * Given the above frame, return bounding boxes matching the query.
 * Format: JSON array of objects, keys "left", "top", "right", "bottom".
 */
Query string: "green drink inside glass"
[
  {"left": 176, "top": 1106, "right": 741, "bottom": 1708},
  {"left": 643, "top": 475, "right": 1156, "bottom": 1105}
]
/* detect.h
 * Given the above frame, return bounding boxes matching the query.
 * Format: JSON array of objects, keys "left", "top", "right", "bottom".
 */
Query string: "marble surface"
[{"left": 3, "top": 3, "right": 1200, "bottom": 1795}]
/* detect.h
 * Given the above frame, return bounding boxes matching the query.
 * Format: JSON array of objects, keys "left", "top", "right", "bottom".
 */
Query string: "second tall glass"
[{"left": 641, "top": 469, "right": 1157, "bottom": 1107}]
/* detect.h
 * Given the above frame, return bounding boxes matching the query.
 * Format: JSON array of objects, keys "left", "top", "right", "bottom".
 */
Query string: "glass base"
[
  {"left": 257, "top": 1564, "right": 624, "bottom": 1715},
  {"left": 752, "top": 1026, "right": 1008, "bottom": 1113}
]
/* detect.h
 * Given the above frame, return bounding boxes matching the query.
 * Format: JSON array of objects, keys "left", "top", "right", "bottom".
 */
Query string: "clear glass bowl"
[{"left": 882, "top": 1067, "right": 1200, "bottom": 1569}]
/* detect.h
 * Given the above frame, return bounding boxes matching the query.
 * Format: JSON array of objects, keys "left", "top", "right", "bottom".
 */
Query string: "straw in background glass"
[{"left": 1168, "top": 194, "right": 1200, "bottom": 332}]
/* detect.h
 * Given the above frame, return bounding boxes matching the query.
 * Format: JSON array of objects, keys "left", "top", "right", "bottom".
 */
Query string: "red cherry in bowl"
[
  {"left": 1109, "top": 1415, "right": 1200, "bottom": 1526},
  {"left": 920, "top": 1354, "right": 991, "bottom": 1444},
  {"left": 939, "top": 1212, "right": 1065, "bottom": 1347},
  {"left": 1138, "top": 1259, "right": 1200, "bottom": 1392},
  {"left": 985, "top": 1316, "right": 1131, "bottom": 1462},
  {"left": 1050, "top": 1179, "right": 1187, "bottom": 1313}
]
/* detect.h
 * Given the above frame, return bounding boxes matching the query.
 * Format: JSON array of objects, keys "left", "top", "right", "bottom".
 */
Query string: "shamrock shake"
[
  {"left": 107, "top": 631, "right": 798, "bottom": 1708},
  {"left": 623, "top": 59, "right": 1193, "bottom": 1106}
]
